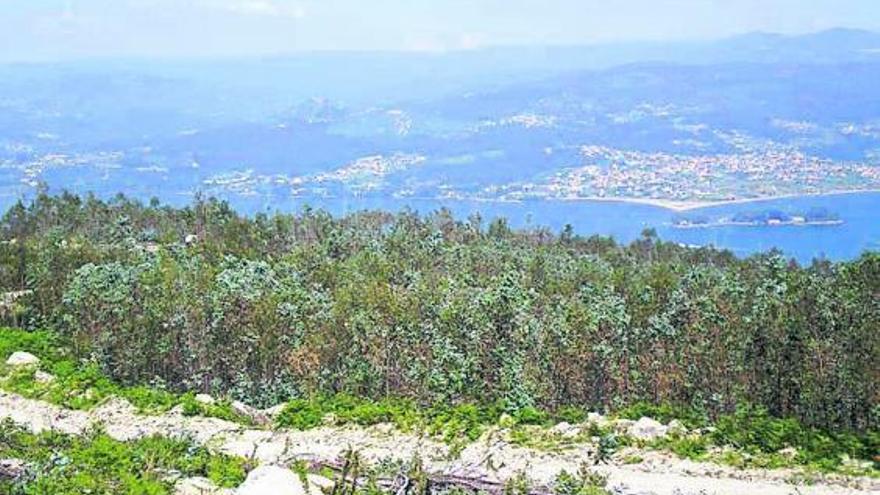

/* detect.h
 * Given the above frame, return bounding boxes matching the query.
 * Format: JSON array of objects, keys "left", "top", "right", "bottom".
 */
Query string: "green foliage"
[
  {"left": 554, "top": 406, "right": 587, "bottom": 424},
  {"left": 503, "top": 471, "right": 530, "bottom": 495},
  {"left": 276, "top": 398, "right": 326, "bottom": 430},
  {"left": 275, "top": 395, "right": 506, "bottom": 444},
  {"left": 513, "top": 406, "right": 548, "bottom": 426},
  {"left": 426, "top": 402, "right": 505, "bottom": 442},
  {"left": 0, "top": 193, "right": 877, "bottom": 454},
  {"left": 0, "top": 420, "right": 247, "bottom": 494},
  {"left": 0, "top": 329, "right": 62, "bottom": 364},
  {"left": 0, "top": 328, "right": 249, "bottom": 424},
  {"left": 712, "top": 405, "right": 880, "bottom": 472},
  {"left": 178, "top": 394, "right": 252, "bottom": 424},
  {"left": 652, "top": 434, "right": 710, "bottom": 460},
  {"left": 553, "top": 465, "right": 610, "bottom": 495}
]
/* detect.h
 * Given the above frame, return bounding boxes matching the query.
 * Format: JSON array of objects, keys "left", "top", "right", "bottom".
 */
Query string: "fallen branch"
[{"left": 308, "top": 455, "right": 555, "bottom": 495}]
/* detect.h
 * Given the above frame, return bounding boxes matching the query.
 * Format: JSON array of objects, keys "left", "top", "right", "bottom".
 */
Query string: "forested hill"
[{"left": 0, "top": 192, "right": 877, "bottom": 433}]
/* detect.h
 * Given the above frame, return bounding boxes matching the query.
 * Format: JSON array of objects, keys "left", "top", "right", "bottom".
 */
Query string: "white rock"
[
  {"left": 5, "top": 351, "right": 39, "bottom": 367},
  {"left": 587, "top": 412, "right": 606, "bottom": 424},
  {"left": 175, "top": 476, "right": 228, "bottom": 495},
  {"left": 777, "top": 447, "right": 798, "bottom": 460},
  {"left": 306, "top": 474, "right": 334, "bottom": 493},
  {"left": 195, "top": 393, "right": 216, "bottom": 405},
  {"left": 34, "top": 370, "right": 55, "bottom": 384},
  {"left": 667, "top": 419, "right": 687, "bottom": 435},
  {"left": 262, "top": 403, "right": 287, "bottom": 418},
  {"left": 231, "top": 400, "right": 269, "bottom": 425},
  {"left": 628, "top": 417, "right": 668, "bottom": 440},
  {"left": 236, "top": 465, "right": 306, "bottom": 495},
  {"left": 0, "top": 458, "right": 28, "bottom": 480},
  {"left": 613, "top": 418, "right": 635, "bottom": 433},
  {"left": 549, "top": 421, "right": 581, "bottom": 438}
]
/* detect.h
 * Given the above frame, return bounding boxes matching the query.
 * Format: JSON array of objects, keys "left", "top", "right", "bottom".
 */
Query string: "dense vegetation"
[
  {"left": 0, "top": 328, "right": 253, "bottom": 423},
  {"left": 0, "top": 192, "right": 877, "bottom": 438},
  {"left": 0, "top": 420, "right": 247, "bottom": 494}
]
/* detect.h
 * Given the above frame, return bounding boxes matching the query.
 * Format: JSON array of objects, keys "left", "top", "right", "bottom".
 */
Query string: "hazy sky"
[{"left": 2, "top": 0, "right": 880, "bottom": 61}]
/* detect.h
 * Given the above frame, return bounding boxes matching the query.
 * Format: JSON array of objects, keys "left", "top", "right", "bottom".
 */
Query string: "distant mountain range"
[{"left": 1, "top": 28, "right": 879, "bottom": 208}]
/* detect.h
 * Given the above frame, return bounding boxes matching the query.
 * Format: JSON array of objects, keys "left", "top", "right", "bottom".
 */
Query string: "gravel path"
[{"left": 0, "top": 390, "right": 875, "bottom": 495}]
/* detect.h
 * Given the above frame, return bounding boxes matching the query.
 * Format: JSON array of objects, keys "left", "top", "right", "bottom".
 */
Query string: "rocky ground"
[{"left": 0, "top": 389, "right": 876, "bottom": 495}]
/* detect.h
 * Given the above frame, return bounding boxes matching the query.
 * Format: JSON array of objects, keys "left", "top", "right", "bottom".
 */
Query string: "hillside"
[{"left": 0, "top": 193, "right": 876, "bottom": 493}]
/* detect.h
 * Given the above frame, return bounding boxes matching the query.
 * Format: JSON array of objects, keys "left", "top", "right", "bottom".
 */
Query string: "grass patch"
[
  {"left": 0, "top": 328, "right": 251, "bottom": 425},
  {"left": 0, "top": 419, "right": 248, "bottom": 494},
  {"left": 710, "top": 405, "right": 879, "bottom": 474},
  {"left": 553, "top": 465, "right": 611, "bottom": 495},
  {"left": 275, "top": 394, "right": 504, "bottom": 444}
]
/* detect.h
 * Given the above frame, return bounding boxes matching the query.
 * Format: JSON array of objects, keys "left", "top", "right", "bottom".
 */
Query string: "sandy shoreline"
[{"left": 560, "top": 189, "right": 880, "bottom": 212}]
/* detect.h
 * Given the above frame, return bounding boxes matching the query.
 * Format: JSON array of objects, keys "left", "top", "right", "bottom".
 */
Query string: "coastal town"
[{"left": 488, "top": 143, "right": 880, "bottom": 207}]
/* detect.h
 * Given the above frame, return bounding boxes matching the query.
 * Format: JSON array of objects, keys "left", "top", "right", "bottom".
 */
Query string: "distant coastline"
[
  {"left": 560, "top": 189, "right": 880, "bottom": 212},
  {"left": 671, "top": 219, "right": 845, "bottom": 229}
]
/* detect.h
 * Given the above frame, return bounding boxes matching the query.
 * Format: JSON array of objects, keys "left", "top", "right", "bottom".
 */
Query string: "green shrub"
[
  {"left": 712, "top": 405, "right": 879, "bottom": 472},
  {"left": 0, "top": 328, "right": 63, "bottom": 363},
  {"left": 0, "top": 420, "right": 247, "bottom": 494},
  {"left": 554, "top": 406, "right": 587, "bottom": 424},
  {"left": 0, "top": 328, "right": 253, "bottom": 424},
  {"left": 276, "top": 398, "right": 326, "bottom": 430},
  {"left": 514, "top": 406, "right": 548, "bottom": 425},
  {"left": 654, "top": 434, "right": 710, "bottom": 460},
  {"left": 553, "top": 466, "right": 610, "bottom": 495}
]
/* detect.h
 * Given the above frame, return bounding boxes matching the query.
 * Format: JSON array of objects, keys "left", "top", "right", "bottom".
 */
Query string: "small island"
[{"left": 672, "top": 207, "right": 843, "bottom": 229}]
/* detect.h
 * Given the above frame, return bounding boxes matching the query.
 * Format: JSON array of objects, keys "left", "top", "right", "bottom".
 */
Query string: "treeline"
[{"left": 0, "top": 192, "right": 877, "bottom": 432}]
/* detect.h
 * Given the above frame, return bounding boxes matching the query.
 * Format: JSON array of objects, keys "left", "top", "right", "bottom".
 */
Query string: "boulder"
[
  {"left": 666, "top": 419, "right": 688, "bottom": 436},
  {"left": 175, "top": 476, "right": 234, "bottom": 495},
  {"left": 628, "top": 417, "right": 668, "bottom": 440},
  {"left": 613, "top": 418, "right": 635, "bottom": 433},
  {"left": 262, "top": 403, "right": 287, "bottom": 419},
  {"left": 306, "top": 474, "right": 334, "bottom": 493},
  {"left": 195, "top": 393, "right": 216, "bottom": 405},
  {"left": 231, "top": 400, "right": 269, "bottom": 425},
  {"left": 236, "top": 465, "right": 307, "bottom": 495},
  {"left": 34, "top": 370, "right": 55, "bottom": 384},
  {"left": 5, "top": 351, "right": 39, "bottom": 367},
  {"left": 0, "top": 458, "right": 27, "bottom": 481},
  {"left": 586, "top": 412, "right": 607, "bottom": 425},
  {"left": 175, "top": 477, "right": 217, "bottom": 494},
  {"left": 549, "top": 421, "right": 581, "bottom": 438}
]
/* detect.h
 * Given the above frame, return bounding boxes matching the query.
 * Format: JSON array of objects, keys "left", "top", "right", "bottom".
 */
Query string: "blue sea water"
[
  {"left": 226, "top": 192, "right": 880, "bottom": 263},
  {"left": 1, "top": 189, "right": 876, "bottom": 263}
]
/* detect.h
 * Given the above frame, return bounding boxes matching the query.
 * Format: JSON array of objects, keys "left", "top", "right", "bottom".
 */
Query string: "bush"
[
  {"left": 553, "top": 466, "right": 610, "bottom": 495},
  {"left": 0, "top": 420, "right": 247, "bottom": 494},
  {"left": 712, "top": 405, "right": 879, "bottom": 471},
  {"left": 0, "top": 328, "right": 249, "bottom": 423},
  {"left": 554, "top": 405, "right": 587, "bottom": 424}
]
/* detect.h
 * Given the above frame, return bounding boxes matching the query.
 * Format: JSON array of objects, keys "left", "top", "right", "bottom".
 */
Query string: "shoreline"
[
  {"left": 671, "top": 220, "right": 845, "bottom": 229},
  {"left": 557, "top": 189, "right": 880, "bottom": 212}
]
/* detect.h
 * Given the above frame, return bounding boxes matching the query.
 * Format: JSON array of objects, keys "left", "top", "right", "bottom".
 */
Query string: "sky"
[{"left": 2, "top": 0, "right": 880, "bottom": 61}]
